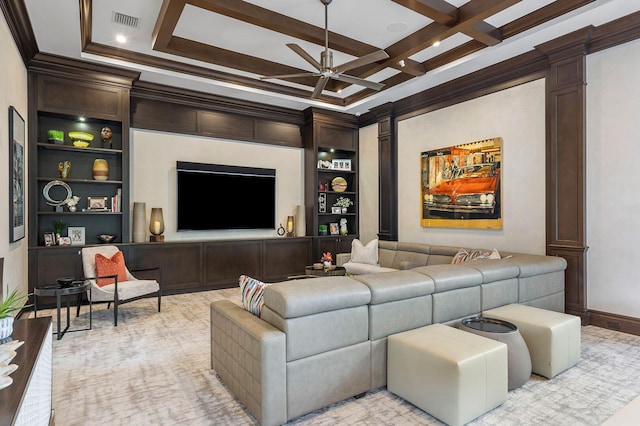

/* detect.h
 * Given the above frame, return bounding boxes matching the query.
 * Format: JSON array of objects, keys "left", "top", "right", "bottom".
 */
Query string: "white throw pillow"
[{"left": 351, "top": 238, "right": 379, "bottom": 265}]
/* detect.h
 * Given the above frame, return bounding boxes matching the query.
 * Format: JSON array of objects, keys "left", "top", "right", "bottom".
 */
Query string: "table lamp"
[{"left": 149, "top": 207, "right": 165, "bottom": 242}]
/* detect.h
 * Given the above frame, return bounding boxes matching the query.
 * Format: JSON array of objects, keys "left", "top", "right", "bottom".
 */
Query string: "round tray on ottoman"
[
  {"left": 304, "top": 266, "right": 347, "bottom": 277},
  {"left": 458, "top": 316, "right": 532, "bottom": 390}
]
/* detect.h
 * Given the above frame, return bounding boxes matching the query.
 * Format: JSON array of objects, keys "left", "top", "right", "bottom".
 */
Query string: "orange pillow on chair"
[{"left": 95, "top": 251, "right": 128, "bottom": 287}]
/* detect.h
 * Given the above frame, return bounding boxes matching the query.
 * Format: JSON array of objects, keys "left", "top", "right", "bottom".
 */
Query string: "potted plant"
[
  {"left": 52, "top": 219, "right": 68, "bottom": 244},
  {"left": 334, "top": 196, "right": 353, "bottom": 213},
  {"left": 0, "top": 289, "right": 29, "bottom": 340}
]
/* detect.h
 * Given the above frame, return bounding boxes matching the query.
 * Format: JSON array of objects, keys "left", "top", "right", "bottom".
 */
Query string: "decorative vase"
[
  {"left": 132, "top": 202, "right": 146, "bottom": 242},
  {"left": 341, "top": 207, "right": 348, "bottom": 214},
  {"left": 295, "top": 205, "right": 306, "bottom": 237},
  {"left": 68, "top": 205, "right": 76, "bottom": 212},
  {"left": 323, "top": 261, "right": 331, "bottom": 267},
  {"left": 0, "top": 316, "right": 14, "bottom": 340},
  {"left": 92, "top": 159, "right": 109, "bottom": 181}
]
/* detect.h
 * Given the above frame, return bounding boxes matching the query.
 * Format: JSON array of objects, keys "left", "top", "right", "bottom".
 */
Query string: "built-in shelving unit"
[{"left": 304, "top": 108, "right": 360, "bottom": 259}]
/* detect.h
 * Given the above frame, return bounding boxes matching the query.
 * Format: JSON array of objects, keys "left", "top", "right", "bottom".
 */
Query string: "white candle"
[{"left": 152, "top": 220, "right": 161, "bottom": 234}]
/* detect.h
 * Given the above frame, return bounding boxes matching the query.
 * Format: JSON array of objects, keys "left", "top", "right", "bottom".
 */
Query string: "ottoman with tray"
[
  {"left": 387, "top": 323, "right": 507, "bottom": 426},
  {"left": 483, "top": 304, "right": 581, "bottom": 378}
]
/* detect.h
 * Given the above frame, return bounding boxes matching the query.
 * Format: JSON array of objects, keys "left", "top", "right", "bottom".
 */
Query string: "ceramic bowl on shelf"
[
  {"left": 97, "top": 234, "right": 116, "bottom": 243},
  {"left": 69, "top": 131, "right": 93, "bottom": 147}
]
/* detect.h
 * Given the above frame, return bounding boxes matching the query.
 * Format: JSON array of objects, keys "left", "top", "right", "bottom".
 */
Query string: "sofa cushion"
[
  {"left": 239, "top": 275, "right": 270, "bottom": 316},
  {"left": 451, "top": 248, "right": 501, "bottom": 264},
  {"left": 343, "top": 262, "right": 397, "bottom": 275},
  {"left": 353, "top": 270, "right": 435, "bottom": 304},
  {"left": 412, "top": 264, "right": 483, "bottom": 293},
  {"left": 263, "top": 276, "right": 371, "bottom": 319},
  {"left": 350, "top": 238, "right": 379, "bottom": 265}
]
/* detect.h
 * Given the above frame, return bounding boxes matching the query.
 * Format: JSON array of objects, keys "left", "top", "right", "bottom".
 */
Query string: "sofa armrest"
[
  {"left": 210, "top": 300, "right": 287, "bottom": 426},
  {"left": 336, "top": 252, "right": 351, "bottom": 266}
]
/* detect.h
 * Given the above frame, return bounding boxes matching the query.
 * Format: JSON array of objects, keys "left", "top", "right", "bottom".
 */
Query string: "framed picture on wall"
[{"left": 8, "top": 106, "right": 25, "bottom": 243}]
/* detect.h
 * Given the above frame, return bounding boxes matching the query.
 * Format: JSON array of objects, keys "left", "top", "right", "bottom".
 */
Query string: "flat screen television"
[{"left": 177, "top": 161, "right": 276, "bottom": 231}]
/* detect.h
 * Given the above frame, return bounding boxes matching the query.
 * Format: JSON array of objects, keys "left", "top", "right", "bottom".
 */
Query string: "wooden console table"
[{"left": 0, "top": 317, "right": 53, "bottom": 426}]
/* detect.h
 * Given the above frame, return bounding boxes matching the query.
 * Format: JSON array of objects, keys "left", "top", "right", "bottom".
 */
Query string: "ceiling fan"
[{"left": 261, "top": 0, "right": 390, "bottom": 98}]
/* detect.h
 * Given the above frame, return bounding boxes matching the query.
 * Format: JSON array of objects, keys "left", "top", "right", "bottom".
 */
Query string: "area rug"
[{"left": 26, "top": 289, "right": 640, "bottom": 425}]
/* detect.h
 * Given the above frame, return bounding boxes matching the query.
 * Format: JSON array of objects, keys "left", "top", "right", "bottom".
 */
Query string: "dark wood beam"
[{"left": 152, "top": 0, "right": 185, "bottom": 49}]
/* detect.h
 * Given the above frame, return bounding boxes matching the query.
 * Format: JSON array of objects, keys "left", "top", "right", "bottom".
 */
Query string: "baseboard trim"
[{"left": 588, "top": 310, "right": 640, "bottom": 336}]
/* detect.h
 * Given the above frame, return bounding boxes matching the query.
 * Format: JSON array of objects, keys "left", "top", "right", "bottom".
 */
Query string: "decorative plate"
[
  {"left": 331, "top": 177, "right": 347, "bottom": 192},
  {"left": 0, "top": 375, "right": 12, "bottom": 390},
  {"left": 73, "top": 141, "right": 90, "bottom": 148},
  {"left": 68, "top": 131, "right": 94, "bottom": 142}
]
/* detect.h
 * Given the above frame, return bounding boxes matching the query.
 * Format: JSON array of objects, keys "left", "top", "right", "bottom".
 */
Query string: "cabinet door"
[
  {"left": 204, "top": 240, "right": 262, "bottom": 288},
  {"left": 29, "top": 247, "right": 83, "bottom": 292},
  {"left": 125, "top": 243, "right": 202, "bottom": 292},
  {"left": 263, "top": 238, "right": 312, "bottom": 281}
]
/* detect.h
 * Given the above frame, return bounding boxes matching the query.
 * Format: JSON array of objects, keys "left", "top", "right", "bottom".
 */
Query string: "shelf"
[
  {"left": 37, "top": 211, "right": 122, "bottom": 215},
  {"left": 37, "top": 143, "right": 122, "bottom": 155},
  {"left": 317, "top": 169, "right": 356, "bottom": 174},
  {"left": 319, "top": 213, "right": 356, "bottom": 216},
  {"left": 37, "top": 177, "right": 122, "bottom": 185}
]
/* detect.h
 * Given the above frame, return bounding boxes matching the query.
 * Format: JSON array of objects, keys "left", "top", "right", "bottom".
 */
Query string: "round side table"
[
  {"left": 33, "top": 281, "right": 92, "bottom": 340},
  {"left": 458, "top": 316, "right": 531, "bottom": 390},
  {"left": 304, "top": 266, "right": 347, "bottom": 277}
]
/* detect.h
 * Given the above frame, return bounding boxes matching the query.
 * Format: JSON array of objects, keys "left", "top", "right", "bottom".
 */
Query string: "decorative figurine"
[
  {"left": 101, "top": 126, "right": 113, "bottom": 148},
  {"left": 58, "top": 161, "right": 71, "bottom": 179},
  {"left": 339, "top": 218, "right": 348, "bottom": 235}
]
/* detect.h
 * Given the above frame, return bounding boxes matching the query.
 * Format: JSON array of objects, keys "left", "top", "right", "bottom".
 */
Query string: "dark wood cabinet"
[
  {"left": 314, "top": 236, "right": 355, "bottom": 260},
  {"left": 29, "top": 238, "right": 313, "bottom": 297},
  {"left": 303, "top": 108, "right": 360, "bottom": 260}
]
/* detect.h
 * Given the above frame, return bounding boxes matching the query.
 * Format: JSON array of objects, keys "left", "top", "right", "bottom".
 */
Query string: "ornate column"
[
  {"left": 371, "top": 103, "right": 398, "bottom": 241},
  {"left": 536, "top": 27, "right": 593, "bottom": 322}
]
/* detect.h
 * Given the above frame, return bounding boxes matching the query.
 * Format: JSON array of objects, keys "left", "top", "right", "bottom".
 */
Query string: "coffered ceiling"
[{"left": 18, "top": 0, "right": 640, "bottom": 114}]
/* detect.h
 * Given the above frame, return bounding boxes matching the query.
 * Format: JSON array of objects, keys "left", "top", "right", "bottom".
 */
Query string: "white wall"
[
  {"left": 586, "top": 39, "right": 640, "bottom": 318},
  {"left": 359, "top": 79, "right": 546, "bottom": 253},
  {"left": 130, "top": 129, "right": 304, "bottom": 241},
  {"left": 0, "top": 13, "right": 28, "bottom": 300},
  {"left": 358, "top": 123, "right": 379, "bottom": 245}
]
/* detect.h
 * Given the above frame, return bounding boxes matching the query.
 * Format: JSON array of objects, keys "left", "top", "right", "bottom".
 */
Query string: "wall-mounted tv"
[{"left": 177, "top": 161, "right": 276, "bottom": 231}]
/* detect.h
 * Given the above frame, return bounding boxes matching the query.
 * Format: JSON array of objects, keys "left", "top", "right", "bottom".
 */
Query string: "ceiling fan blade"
[
  {"left": 333, "top": 50, "right": 389, "bottom": 74},
  {"left": 261, "top": 72, "right": 317, "bottom": 80},
  {"left": 311, "top": 76, "right": 330, "bottom": 99},
  {"left": 334, "top": 73, "right": 385, "bottom": 91},
  {"left": 286, "top": 43, "right": 322, "bottom": 71}
]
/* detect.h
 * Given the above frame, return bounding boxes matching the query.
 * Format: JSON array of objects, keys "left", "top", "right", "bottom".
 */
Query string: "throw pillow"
[
  {"left": 351, "top": 238, "right": 379, "bottom": 265},
  {"left": 239, "top": 275, "right": 270, "bottom": 316},
  {"left": 451, "top": 248, "right": 501, "bottom": 264},
  {"left": 95, "top": 251, "right": 128, "bottom": 287}
]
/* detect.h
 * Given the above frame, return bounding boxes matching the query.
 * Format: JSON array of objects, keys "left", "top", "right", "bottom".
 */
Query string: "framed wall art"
[
  {"left": 9, "top": 106, "right": 25, "bottom": 242},
  {"left": 421, "top": 137, "right": 503, "bottom": 229}
]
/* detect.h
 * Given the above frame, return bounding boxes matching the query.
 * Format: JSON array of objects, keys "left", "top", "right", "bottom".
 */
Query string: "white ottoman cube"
[
  {"left": 388, "top": 324, "right": 507, "bottom": 426},
  {"left": 483, "top": 304, "right": 581, "bottom": 378}
]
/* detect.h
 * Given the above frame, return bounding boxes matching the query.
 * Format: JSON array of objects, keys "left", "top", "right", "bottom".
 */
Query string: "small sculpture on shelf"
[
  {"left": 58, "top": 161, "right": 71, "bottom": 179},
  {"left": 101, "top": 127, "right": 113, "bottom": 148},
  {"left": 339, "top": 218, "right": 348, "bottom": 235}
]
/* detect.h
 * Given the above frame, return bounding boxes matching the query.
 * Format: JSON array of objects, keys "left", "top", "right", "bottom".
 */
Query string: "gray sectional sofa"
[{"left": 210, "top": 242, "right": 567, "bottom": 426}]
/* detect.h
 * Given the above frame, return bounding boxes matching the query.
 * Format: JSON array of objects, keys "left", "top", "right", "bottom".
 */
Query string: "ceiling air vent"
[{"left": 112, "top": 11, "right": 140, "bottom": 28}]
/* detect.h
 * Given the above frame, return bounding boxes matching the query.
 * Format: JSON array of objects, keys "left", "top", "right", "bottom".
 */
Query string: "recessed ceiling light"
[
  {"left": 116, "top": 34, "right": 127, "bottom": 44},
  {"left": 78, "top": 117, "right": 86, "bottom": 122},
  {"left": 387, "top": 22, "right": 408, "bottom": 33},
  {"left": 398, "top": 60, "right": 406, "bottom": 67},
  {"left": 336, "top": 88, "right": 342, "bottom": 94},
  {"left": 433, "top": 41, "right": 441, "bottom": 47}
]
